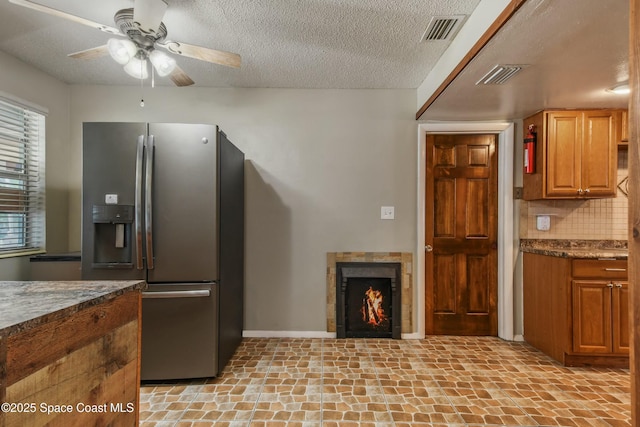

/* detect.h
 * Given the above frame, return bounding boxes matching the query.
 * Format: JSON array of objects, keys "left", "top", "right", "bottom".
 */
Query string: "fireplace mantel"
[{"left": 327, "top": 252, "right": 413, "bottom": 335}]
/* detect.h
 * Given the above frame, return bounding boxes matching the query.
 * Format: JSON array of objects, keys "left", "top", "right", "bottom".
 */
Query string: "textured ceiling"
[
  {"left": 0, "top": 0, "right": 629, "bottom": 120},
  {"left": 422, "top": 0, "right": 629, "bottom": 120},
  {"left": 0, "top": 0, "right": 481, "bottom": 88}
]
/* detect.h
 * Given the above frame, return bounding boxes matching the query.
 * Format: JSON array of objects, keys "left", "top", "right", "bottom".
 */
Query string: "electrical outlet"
[
  {"left": 381, "top": 206, "right": 395, "bottom": 220},
  {"left": 536, "top": 215, "right": 551, "bottom": 231},
  {"left": 514, "top": 187, "right": 523, "bottom": 199}
]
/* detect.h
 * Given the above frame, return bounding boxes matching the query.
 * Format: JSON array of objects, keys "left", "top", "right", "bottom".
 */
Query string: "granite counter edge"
[
  {"left": 0, "top": 280, "right": 147, "bottom": 338},
  {"left": 520, "top": 246, "right": 628, "bottom": 259}
]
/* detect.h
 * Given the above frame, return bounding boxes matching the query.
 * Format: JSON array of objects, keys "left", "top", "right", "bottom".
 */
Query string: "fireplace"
[{"left": 336, "top": 262, "right": 401, "bottom": 339}]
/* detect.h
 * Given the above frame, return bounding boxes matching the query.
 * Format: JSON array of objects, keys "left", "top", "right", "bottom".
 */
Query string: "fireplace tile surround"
[{"left": 326, "top": 252, "right": 413, "bottom": 335}]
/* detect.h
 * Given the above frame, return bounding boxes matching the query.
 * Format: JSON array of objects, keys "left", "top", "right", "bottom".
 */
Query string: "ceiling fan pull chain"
[{"left": 140, "top": 61, "right": 145, "bottom": 108}]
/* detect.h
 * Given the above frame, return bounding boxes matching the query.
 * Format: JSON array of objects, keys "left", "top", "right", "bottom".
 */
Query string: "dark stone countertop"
[
  {"left": 520, "top": 239, "right": 628, "bottom": 259},
  {"left": 29, "top": 252, "right": 81, "bottom": 262},
  {"left": 0, "top": 280, "right": 146, "bottom": 337}
]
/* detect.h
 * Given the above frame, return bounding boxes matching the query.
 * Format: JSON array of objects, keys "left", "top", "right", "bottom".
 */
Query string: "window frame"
[{"left": 0, "top": 94, "right": 46, "bottom": 258}]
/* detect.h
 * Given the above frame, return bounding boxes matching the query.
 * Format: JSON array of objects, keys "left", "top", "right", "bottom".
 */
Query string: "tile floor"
[{"left": 140, "top": 336, "right": 631, "bottom": 427}]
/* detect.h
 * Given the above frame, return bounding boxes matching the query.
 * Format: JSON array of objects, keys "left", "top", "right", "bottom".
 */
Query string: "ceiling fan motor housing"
[{"left": 114, "top": 8, "right": 167, "bottom": 51}]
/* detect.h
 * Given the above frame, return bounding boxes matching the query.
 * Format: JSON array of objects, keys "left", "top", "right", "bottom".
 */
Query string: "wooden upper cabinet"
[
  {"left": 620, "top": 110, "right": 629, "bottom": 145},
  {"left": 580, "top": 110, "right": 619, "bottom": 197},
  {"left": 523, "top": 109, "right": 619, "bottom": 200},
  {"left": 546, "top": 111, "right": 582, "bottom": 197}
]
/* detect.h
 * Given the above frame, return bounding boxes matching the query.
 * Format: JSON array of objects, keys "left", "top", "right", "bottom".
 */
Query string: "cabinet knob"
[
  {"left": 577, "top": 188, "right": 584, "bottom": 195},
  {"left": 584, "top": 188, "right": 590, "bottom": 194},
  {"left": 607, "top": 282, "right": 614, "bottom": 288},
  {"left": 615, "top": 283, "right": 623, "bottom": 288}
]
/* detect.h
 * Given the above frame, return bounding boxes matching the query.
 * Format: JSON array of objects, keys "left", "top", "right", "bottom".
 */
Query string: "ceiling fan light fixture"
[
  {"left": 107, "top": 38, "right": 137, "bottom": 65},
  {"left": 124, "top": 57, "right": 149, "bottom": 80},
  {"left": 149, "top": 50, "right": 176, "bottom": 77}
]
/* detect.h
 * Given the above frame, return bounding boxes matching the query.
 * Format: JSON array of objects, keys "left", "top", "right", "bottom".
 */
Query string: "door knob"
[{"left": 425, "top": 245, "right": 433, "bottom": 252}]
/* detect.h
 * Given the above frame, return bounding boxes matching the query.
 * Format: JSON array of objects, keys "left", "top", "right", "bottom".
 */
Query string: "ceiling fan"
[{"left": 8, "top": 0, "right": 241, "bottom": 86}]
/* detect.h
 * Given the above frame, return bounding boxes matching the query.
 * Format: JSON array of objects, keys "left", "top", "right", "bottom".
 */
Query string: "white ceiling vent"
[
  {"left": 421, "top": 15, "right": 466, "bottom": 41},
  {"left": 476, "top": 64, "right": 527, "bottom": 85}
]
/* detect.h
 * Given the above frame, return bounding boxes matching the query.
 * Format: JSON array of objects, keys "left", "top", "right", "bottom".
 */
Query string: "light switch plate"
[
  {"left": 105, "top": 194, "right": 118, "bottom": 205},
  {"left": 381, "top": 206, "right": 395, "bottom": 220}
]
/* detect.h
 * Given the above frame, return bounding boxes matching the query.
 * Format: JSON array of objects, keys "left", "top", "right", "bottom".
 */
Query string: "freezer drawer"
[{"left": 141, "top": 282, "right": 218, "bottom": 381}]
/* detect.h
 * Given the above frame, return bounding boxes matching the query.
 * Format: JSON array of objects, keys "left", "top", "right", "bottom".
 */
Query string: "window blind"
[{"left": 0, "top": 98, "right": 45, "bottom": 255}]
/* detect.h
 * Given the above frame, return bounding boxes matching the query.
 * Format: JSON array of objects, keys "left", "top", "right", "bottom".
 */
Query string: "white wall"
[
  {"left": 68, "top": 85, "right": 417, "bottom": 332},
  {"left": 0, "top": 51, "right": 70, "bottom": 280}
]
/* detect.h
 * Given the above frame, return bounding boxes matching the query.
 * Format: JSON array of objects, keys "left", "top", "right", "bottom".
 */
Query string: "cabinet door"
[
  {"left": 581, "top": 110, "right": 617, "bottom": 197},
  {"left": 620, "top": 110, "right": 628, "bottom": 143},
  {"left": 572, "top": 280, "right": 612, "bottom": 353},
  {"left": 546, "top": 112, "right": 582, "bottom": 197},
  {"left": 612, "top": 281, "right": 629, "bottom": 354}
]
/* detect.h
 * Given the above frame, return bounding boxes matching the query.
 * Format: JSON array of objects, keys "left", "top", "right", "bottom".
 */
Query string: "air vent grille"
[
  {"left": 476, "top": 65, "right": 526, "bottom": 85},
  {"left": 421, "top": 15, "right": 466, "bottom": 41}
]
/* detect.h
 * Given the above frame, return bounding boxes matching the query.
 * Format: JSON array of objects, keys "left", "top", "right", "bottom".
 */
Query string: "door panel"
[
  {"left": 572, "top": 280, "right": 612, "bottom": 353},
  {"left": 425, "top": 133, "right": 498, "bottom": 336},
  {"left": 613, "top": 282, "right": 629, "bottom": 353},
  {"left": 434, "top": 179, "right": 455, "bottom": 237},
  {"left": 547, "top": 112, "right": 581, "bottom": 196},
  {"left": 433, "top": 254, "right": 456, "bottom": 314},
  {"left": 146, "top": 123, "right": 219, "bottom": 283},
  {"left": 468, "top": 145, "right": 489, "bottom": 166},
  {"left": 467, "top": 255, "right": 490, "bottom": 314},
  {"left": 582, "top": 111, "right": 617, "bottom": 196},
  {"left": 141, "top": 282, "right": 218, "bottom": 380},
  {"left": 82, "top": 122, "right": 147, "bottom": 281},
  {"left": 466, "top": 179, "right": 489, "bottom": 238}
]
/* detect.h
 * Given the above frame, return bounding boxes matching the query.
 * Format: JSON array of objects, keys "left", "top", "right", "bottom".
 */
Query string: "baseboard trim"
[
  {"left": 401, "top": 332, "right": 424, "bottom": 339},
  {"left": 242, "top": 330, "right": 423, "bottom": 339},
  {"left": 242, "top": 330, "right": 337, "bottom": 339}
]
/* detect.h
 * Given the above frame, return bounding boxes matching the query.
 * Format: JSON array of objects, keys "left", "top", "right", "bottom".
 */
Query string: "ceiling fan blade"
[
  {"left": 134, "top": 0, "right": 168, "bottom": 35},
  {"left": 159, "top": 41, "right": 241, "bottom": 69},
  {"left": 68, "top": 45, "right": 109, "bottom": 60},
  {"left": 169, "top": 65, "right": 195, "bottom": 87},
  {"left": 8, "top": 0, "right": 121, "bottom": 35}
]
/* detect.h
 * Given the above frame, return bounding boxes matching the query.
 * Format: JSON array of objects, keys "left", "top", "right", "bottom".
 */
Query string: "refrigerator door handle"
[
  {"left": 135, "top": 135, "right": 145, "bottom": 270},
  {"left": 142, "top": 290, "right": 211, "bottom": 299},
  {"left": 145, "top": 135, "right": 155, "bottom": 269}
]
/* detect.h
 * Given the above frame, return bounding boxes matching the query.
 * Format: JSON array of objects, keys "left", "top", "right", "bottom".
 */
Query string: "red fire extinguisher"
[{"left": 524, "top": 124, "right": 536, "bottom": 174}]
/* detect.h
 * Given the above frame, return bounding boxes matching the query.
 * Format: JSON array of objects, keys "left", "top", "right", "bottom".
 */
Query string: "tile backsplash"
[{"left": 520, "top": 150, "right": 628, "bottom": 240}]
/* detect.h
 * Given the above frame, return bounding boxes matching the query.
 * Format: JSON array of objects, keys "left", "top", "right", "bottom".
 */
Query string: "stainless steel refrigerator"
[{"left": 81, "top": 122, "right": 244, "bottom": 381}]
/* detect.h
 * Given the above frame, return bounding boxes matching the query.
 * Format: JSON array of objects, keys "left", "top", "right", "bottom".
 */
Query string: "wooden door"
[
  {"left": 572, "top": 280, "right": 612, "bottom": 353},
  {"left": 546, "top": 111, "right": 582, "bottom": 197},
  {"left": 613, "top": 281, "right": 630, "bottom": 354},
  {"left": 581, "top": 110, "right": 618, "bottom": 197},
  {"left": 425, "top": 133, "right": 498, "bottom": 335}
]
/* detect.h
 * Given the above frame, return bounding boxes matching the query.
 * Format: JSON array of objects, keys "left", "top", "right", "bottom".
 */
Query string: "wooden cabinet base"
[
  {"left": 564, "top": 353, "right": 629, "bottom": 369},
  {"left": 2, "top": 291, "right": 141, "bottom": 427},
  {"left": 523, "top": 252, "right": 628, "bottom": 369}
]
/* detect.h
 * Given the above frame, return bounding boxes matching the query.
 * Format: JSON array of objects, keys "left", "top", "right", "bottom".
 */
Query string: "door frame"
[{"left": 417, "top": 121, "right": 516, "bottom": 340}]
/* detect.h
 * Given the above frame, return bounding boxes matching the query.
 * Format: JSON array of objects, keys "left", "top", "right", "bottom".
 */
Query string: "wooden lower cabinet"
[
  {"left": 572, "top": 280, "right": 613, "bottom": 353},
  {"left": 613, "top": 281, "right": 630, "bottom": 353},
  {"left": 523, "top": 253, "right": 628, "bottom": 367},
  {"left": 2, "top": 291, "right": 141, "bottom": 427}
]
